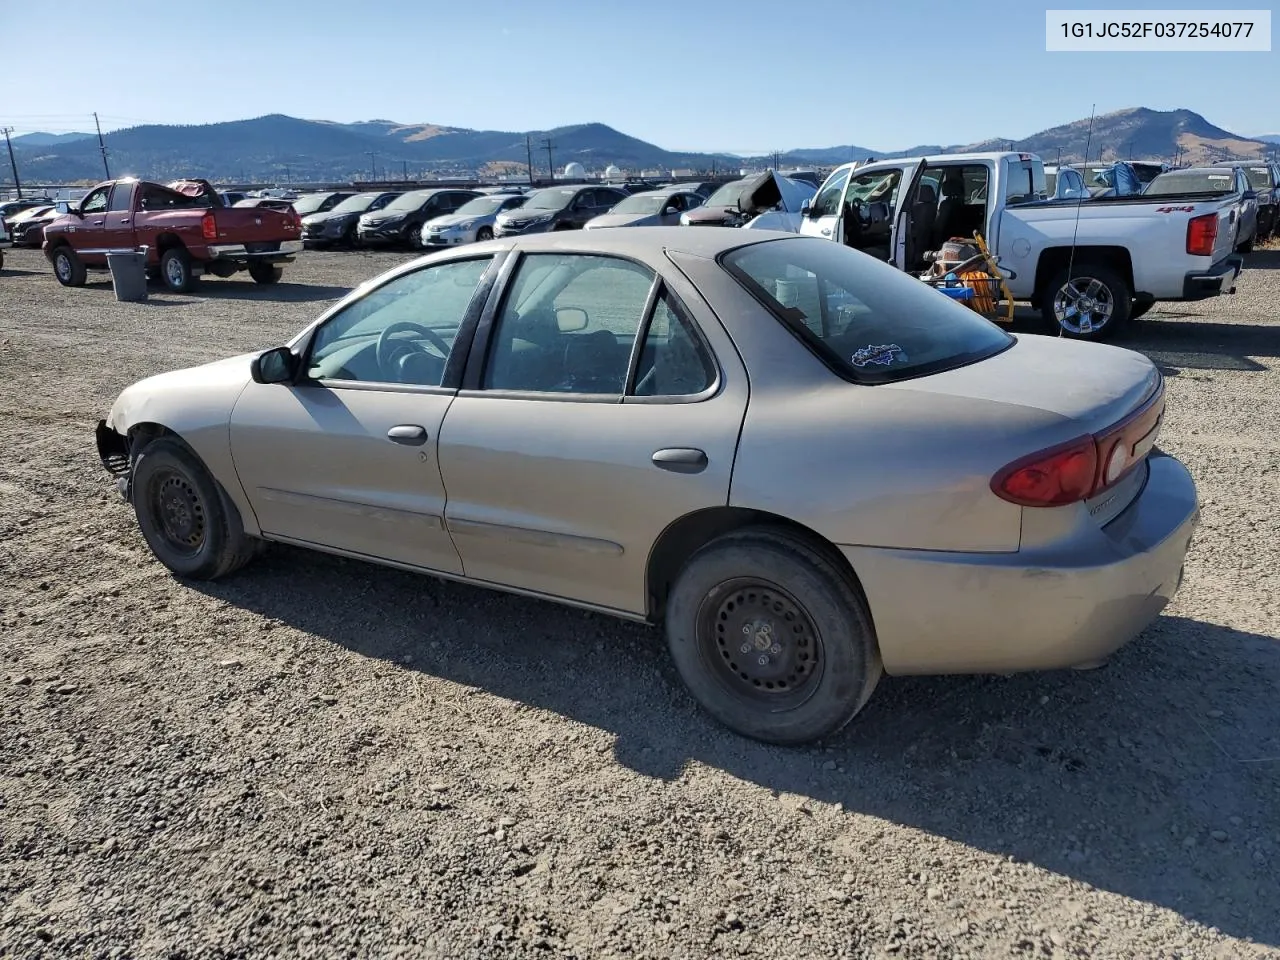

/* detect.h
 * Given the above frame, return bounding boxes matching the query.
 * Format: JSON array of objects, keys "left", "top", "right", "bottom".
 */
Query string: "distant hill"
[
  {"left": 5, "top": 107, "right": 1271, "bottom": 184},
  {"left": 1254, "top": 134, "right": 1280, "bottom": 145},
  {"left": 11, "top": 131, "right": 93, "bottom": 147},
  {"left": 955, "top": 108, "right": 1270, "bottom": 165}
]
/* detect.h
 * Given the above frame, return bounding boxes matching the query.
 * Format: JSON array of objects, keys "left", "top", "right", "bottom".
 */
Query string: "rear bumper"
[
  {"left": 203, "top": 240, "right": 301, "bottom": 264},
  {"left": 1180, "top": 254, "right": 1243, "bottom": 300},
  {"left": 841, "top": 452, "right": 1199, "bottom": 676}
]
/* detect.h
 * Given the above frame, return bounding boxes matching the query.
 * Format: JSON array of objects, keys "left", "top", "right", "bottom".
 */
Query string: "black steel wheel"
[
  {"left": 131, "top": 437, "right": 259, "bottom": 580},
  {"left": 696, "top": 578, "right": 824, "bottom": 709},
  {"left": 665, "top": 528, "right": 881, "bottom": 745},
  {"left": 475, "top": 226, "right": 494, "bottom": 242}
]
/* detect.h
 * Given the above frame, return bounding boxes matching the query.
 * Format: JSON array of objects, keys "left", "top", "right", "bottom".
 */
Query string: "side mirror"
[
  {"left": 662, "top": 206, "right": 678, "bottom": 216},
  {"left": 54, "top": 201, "right": 74, "bottom": 216},
  {"left": 555, "top": 307, "right": 589, "bottom": 333},
  {"left": 250, "top": 346, "right": 300, "bottom": 384},
  {"left": 1242, "top": 189, "right": 1258, "bottom": 201},
  {"left": 800, "top": 198, "right": 813, "bottom": 216}
]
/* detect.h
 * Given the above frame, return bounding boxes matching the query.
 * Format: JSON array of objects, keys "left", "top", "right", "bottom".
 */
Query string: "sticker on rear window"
[
  {"left": 850, "top": 343, "right": 904, "bottom": 367},
  {"left": 1207, "top": 175, "right": 1231, "bottom": 180}
]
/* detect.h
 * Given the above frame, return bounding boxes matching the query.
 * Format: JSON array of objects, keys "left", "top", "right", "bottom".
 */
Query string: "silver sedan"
[
  {"left": 420, "top": 192, "right": 527, "bottom": 248},
  {"left": 95, "top": 228, "right": 1198, "bottom": 745}
]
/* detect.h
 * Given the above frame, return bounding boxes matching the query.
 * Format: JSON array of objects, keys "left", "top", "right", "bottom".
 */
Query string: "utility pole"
[
  {"left": 541, "top": 138, "right": 554, "bottom": 181},
  {"left": 525, "top": 135, "right": 535, "bottom": 185},
  {"left": 402, "top": 159, "right": 408, "bottom": 182},
  {"left": 93, "top": 111, "right": 110, "bottom": 179},
  {"left": 367, "top": 151, "right": 377, "bottom": 181},
  {"left": 1, "top": 127, "right": 21, "bottom": 197}
]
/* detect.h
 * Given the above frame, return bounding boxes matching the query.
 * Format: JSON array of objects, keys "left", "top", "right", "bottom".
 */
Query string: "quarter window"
[
  {"left": 484, "top": 253, "right": 655, "bottom": 395},
  {"left": 306, "top": 256, "right": 493, "bottom": 386},
  {"left": 631, "top": 293, "right": 715, "bottom": 397}
]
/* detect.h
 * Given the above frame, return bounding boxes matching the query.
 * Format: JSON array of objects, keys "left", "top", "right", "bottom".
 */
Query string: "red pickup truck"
[{"left": 43, "top": 178, "right": 302, "bottom": 292}]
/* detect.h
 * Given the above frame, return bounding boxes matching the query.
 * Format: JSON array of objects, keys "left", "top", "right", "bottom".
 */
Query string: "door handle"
[
  {"left": 119, "top": 218, "right": 130, "bottom": 224},
  {"left": 652, "top": 448, "right": 708, "bottom": 474},
  {"left": 387, "top": 424, "right": 428, "bottom": 446},
  {"left": 92, "top": 220, "right": 104, "bottom": 226}
]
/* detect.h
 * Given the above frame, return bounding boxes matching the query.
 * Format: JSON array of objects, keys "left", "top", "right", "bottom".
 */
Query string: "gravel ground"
[{"left": 1, "top": 244, "right": 1278, "bottom": 960}]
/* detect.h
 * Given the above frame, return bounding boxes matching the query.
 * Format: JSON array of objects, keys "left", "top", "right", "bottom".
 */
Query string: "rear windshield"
[
  {"left": 1244, "top": 166, "right": 1275, "bottom": 189},
  {"left": 720, "top": 238, "right": 1013, "bottom": 384},
  {"left": 1145, "top": 171, "right": 1236, "bottom": 195},
  {"left": 292, "top": 194, "right": 336, "bottom": 215}
]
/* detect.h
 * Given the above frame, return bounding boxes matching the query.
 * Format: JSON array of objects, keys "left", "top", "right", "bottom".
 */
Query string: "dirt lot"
[{"left": 2, "top": 243, "right": 1278, "bottom": 960}]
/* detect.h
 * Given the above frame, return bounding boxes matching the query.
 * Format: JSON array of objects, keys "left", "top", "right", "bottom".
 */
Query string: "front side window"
[
  {"left": 721, "top": 237, "right": 1012, "bottom": 384},
  {"left": 81, "top": 187, "right": 110, "bottom": 215},
  {"left": 485, "top": 254, "right": 655, "bottom": 395},
  {"left": 306, "top": 256, "right": 493, "bottom": 386},
  {"left": 811, "top": 167, "right": 852, "bottom": 217}
]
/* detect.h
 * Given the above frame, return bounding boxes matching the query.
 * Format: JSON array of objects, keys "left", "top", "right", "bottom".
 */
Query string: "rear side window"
[{"left": 720, "top": 238, "right": 1012, "bottom": 384}]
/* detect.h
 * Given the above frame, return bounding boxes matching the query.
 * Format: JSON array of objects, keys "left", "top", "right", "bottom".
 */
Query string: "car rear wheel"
[
  {"left": 1040, "top": 263, "right": 1131, "bottom": 341},
  {"left": 665, "top": 528, "right": 882, "bottom": 745},
  {"left": 248, "top": 262, "right": 283, "bottom": 284},
  {"left": 131, "top": 438, "right": 259, "bottom": 580},
  {"left": 52, "top": 246, "right": 87, "bottom": 287},
  {"left": 160, "top": 247, "right": 196, "bottom": 293},
  {"left": 476, "top": 226, "right": 493, "bottom": 242}
]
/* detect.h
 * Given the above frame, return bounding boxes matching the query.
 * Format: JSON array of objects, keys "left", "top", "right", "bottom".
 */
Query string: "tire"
[
  {"left": 51, "top": 246, "right": 87, "bottom": 287},
  {"left": 0, "top": 250, "right": 4, "bottom": 270},
  {"left": 403, "top": 223, "right": 421, "bottom": 250},
  {"left": 160, "top": 247, "right": 196, "bottom": 293},
  {"left": 475, "top": 226, "right": 493, "bottom": 242},
  {"left": 343, "top": 225, "right": 359, "bottom": 248},
  {"left": 1039, "top": 262, "right": 1131, "bottom": 341},
  {"left": 131, "top": 437, "right": 259, "bottom": 580},
  {"left": 248, "top": 262, "right": 283, "bottom": 285},
  {"left": 1130, "top": 296, "right": 1156, "bottom": 321},
  {"left": 664, "top": 528, "right": 882, "bottom": 745}
]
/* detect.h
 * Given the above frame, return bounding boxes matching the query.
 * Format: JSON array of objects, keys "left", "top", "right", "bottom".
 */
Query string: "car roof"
[{"left": 440, "top": 225, "right": 794, "bottom": 265}]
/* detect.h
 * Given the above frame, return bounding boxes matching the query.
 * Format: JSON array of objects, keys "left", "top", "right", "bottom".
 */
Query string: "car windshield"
[
  {"left": 291, "top": 194, "right": 334, "bottom": 215},
  {"left": 720, "top": 237, "right": 1013, "bottom": 384},
  {"left": 455, "top": 195, "right": 514, "bottom": 216},
  {"left": 1144, "top": 171, "right": 1237, "bottom": 195},
  {"left": 384, "top": 191, "right": 439, "bottom": 213},
  {"left": 705, "top": 181, "right": 749, "bottom": 207},
  {"left": 1243, "top": 166, "right": 1275, "bottom": 189},
  {"left": 523, "top": 188, "right": 577, "bottom": 211},
  {"left": 607, "top": 194, "right": 668, "bottom": 215},
  {"left": 329, "top": 193, "right": 383, "bottom": 214}
]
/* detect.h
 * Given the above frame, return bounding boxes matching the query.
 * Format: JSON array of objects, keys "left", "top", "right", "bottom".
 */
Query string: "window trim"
[
  {"left": 460, "top": 249, "right": 722, "bottom": 405},
  {"left": 295, "top": 251, "right": 504, "bottom": 394}
]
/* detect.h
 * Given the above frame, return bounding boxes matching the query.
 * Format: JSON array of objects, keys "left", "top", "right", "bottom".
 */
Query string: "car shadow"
[
  {"left": 192, "top": 546, "right": 1280, "bottom": 947},
  {"left": 1241, "top": 249, "right": 1280, "bottom": 270},
  {"left": 1003, "top": 307, "right": 1277, "bottom": 374},
  {"left": 0, "top": 267, "right": 44, "bottom": 277}
]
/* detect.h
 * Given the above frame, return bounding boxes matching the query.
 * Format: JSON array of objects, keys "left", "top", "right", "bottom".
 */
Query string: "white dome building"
[
  {"left": 604, "top": 164, "right": 623, "bottom": 180},
  {"left": 563, "top": 161, "right": 586, "bottom": 179}
]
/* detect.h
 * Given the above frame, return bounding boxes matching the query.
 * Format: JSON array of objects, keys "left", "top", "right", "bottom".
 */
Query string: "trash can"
[{"left": 106, "top": 248, "right": 148, "bottom": 302}]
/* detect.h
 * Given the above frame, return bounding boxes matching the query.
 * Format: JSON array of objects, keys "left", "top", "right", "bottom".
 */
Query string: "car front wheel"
[
  {"left": 131, "top": 437, "right": 259, "bottom": 580},
  {"left": 665, "top": 528, "right": 882, "bottom": 745},
  {"left": 52, "top": 246, "right": 87, "bottom": 287}
]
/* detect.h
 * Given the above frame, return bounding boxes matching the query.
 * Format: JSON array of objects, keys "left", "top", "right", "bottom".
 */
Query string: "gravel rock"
[{"left": 1, "top": 245, "right": 1278, "bottom": 959}]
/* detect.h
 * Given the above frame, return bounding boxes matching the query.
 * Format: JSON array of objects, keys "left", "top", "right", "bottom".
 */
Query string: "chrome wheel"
[
  {"left": 696, "top": 578, "right": 824, "bottom": 708},
  {"left": 165, "top": 255, "right": 186, "bottom": 288},
  {"left": 55, "top": 252, "right": 72, "bottom": 282},
  {"left": 1052, "top": 275, "right": 1115, "bottom": 336}
]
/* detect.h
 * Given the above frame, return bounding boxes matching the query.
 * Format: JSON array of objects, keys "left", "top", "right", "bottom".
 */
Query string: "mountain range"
[{"left": 6, "top": 107, "right": 1275, "bottom": 185}]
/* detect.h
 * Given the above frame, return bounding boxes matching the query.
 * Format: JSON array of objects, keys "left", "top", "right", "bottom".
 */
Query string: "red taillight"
[
  {"left": 1186, "top": 212, "right": 1217, "bottom": 256},
  {"left": 992, "top": 437, "right": 1098, "bottom": 507},
  {"left": 993, "top": 382, "right": 1166, "bottom": 508},
  {"left": 201, "top": 211, "right": 217, "bottom": 241}
]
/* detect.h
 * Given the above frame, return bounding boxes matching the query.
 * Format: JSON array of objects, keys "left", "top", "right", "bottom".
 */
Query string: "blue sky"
[{"left": 2, "top": 0, "right": 1275, "bottom": 151}]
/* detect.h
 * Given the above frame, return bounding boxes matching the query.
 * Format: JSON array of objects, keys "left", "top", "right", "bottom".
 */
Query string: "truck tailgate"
[{"left": 206, "top": 207, "right": 300, "bottom": 245}]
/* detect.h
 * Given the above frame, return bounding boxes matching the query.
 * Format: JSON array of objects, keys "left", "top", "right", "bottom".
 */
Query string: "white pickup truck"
[{"left": 799, "top": 152, "right": 1245, "bottom": 340}]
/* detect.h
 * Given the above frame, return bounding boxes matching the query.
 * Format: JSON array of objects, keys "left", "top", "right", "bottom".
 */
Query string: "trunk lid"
[{"left": 893, "top": 334, "right": 1164, "bottom": 526}]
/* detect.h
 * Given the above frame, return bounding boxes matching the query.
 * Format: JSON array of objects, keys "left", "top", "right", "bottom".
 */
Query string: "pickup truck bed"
[{"left": 42, "top": 178, "right": 303, "bottom": 293}]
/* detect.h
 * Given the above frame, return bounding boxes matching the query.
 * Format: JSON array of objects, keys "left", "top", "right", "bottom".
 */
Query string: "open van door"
[{"left": 891, "top": 159, "right": 928, "bottom": 271}]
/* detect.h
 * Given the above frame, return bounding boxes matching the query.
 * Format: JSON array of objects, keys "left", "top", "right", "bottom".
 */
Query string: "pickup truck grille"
[{"left": 243, "top": 241, "right": 281, "bottom": 253}]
